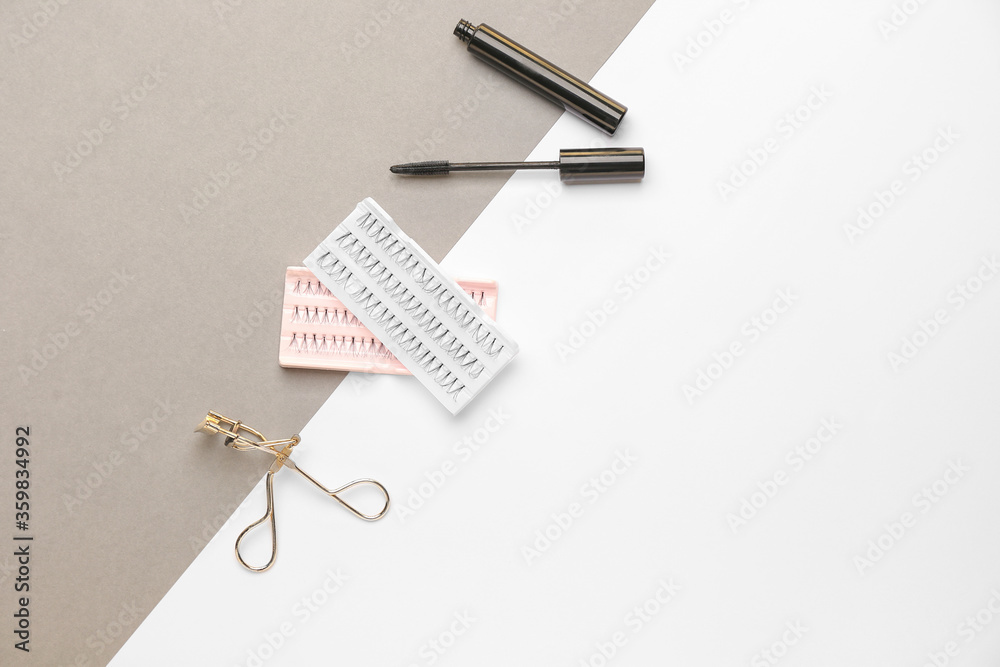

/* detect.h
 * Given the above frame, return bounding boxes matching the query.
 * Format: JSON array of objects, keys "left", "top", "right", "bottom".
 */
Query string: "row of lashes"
[
  {"left": 353, "top": 214, "right": 503, "bottom": 339},
  {"left": 288, "top": 290, "right": 492, "bottom": 329},
  {"left": 290, "top": 306, "right": 362, "bottom": 327},
  {"left": 295, "top": 276, "right": 492, "bottom": 306},
  {"left": 314, "top": 250, "right": 487, "bottom": 375},
  {"left": 291, "top": 279, "right": 334, "bottom": 296},
  {"left": 318, "top": 246, "right": 499, "bottom": 363},
  {"left": 335, "top": 227, "right": 505, "bottom": 357},
  {"left": 287, "top": 333, "right": 394, "bottom": 359},
  {"left": 313, "top": 252, "right": 481, "bottom": 398}
]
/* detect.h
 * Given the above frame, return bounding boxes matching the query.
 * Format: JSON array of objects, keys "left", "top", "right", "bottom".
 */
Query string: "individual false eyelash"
[
  {"left": 278, "top": 266, "right": 499, "bottom": 379},
  {"left": 287, "top": 334, "right": 394, "bottom": 359},
  {"left": 303, "top": 197, "right": 518, "bottom": 414}
]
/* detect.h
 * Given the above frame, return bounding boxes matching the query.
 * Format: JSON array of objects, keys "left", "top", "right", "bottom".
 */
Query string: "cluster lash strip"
[
  {"left": 287, "top": 333, "right": 394, "bottom": 359},
  {"left": 302, "top": 198, "right": 518, "bottom": 414},
  {"left": 278, "top": 266, "right": 499, "bottom": 378},
  {"left": 310, "top": 252, "right": 468, "bottom": 397},
  {"left": 352, "top": 214, "right": 507, "bottom": 358}
]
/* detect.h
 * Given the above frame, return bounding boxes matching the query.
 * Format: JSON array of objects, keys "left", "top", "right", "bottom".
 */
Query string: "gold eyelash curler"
[{"left": 195, "top": 410, "right": 390, "bottom": 573}]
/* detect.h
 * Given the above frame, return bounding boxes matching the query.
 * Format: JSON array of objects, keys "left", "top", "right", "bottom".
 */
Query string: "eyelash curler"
[{"left": 195, "top": 411, "right": 390, "bottom": 572}]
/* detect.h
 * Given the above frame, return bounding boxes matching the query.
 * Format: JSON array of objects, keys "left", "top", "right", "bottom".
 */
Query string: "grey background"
[{"left": 0, "top": 0, "right": 654, "bottom": 663}]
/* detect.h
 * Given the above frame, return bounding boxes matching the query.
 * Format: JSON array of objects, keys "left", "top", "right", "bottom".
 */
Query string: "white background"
[{"left": 113, "top": 1, "right": 1000, "bottom": 665}]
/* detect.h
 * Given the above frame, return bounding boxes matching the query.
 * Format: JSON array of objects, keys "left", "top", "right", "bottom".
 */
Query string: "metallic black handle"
[
  {"left": 455, "top": 20, "right": 628, "bottom": 136},
  {"left": 558, "top": 148, "right": 644, "bottom": 184}
]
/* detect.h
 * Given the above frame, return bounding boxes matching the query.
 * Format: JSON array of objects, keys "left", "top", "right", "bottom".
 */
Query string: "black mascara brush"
[{"left": 390, "top": 148, "right": 644, "bottom": 184}]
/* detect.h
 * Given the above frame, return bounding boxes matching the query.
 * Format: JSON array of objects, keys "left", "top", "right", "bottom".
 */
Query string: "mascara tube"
[{"left": 454, "top": 19, "right": 628, "bottom": 135}]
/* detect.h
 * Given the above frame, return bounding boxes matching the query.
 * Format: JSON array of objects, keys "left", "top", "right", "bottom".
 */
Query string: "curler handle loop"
[
  {"left": 283, "top": 457, "right": 390, "bottom": 521},
  {"left": 234, "top": 471, "right": 278, "bottom": 573}
]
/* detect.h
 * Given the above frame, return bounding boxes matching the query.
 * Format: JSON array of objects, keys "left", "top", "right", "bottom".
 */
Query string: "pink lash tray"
[{"left": 279, "top": 267, "right": 499, "bottom": 374}]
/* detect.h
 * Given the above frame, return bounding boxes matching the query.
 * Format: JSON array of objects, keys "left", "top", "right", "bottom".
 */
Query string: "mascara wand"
[{"left": 390, "top": 147, "right": 644, "bottom": 184}]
